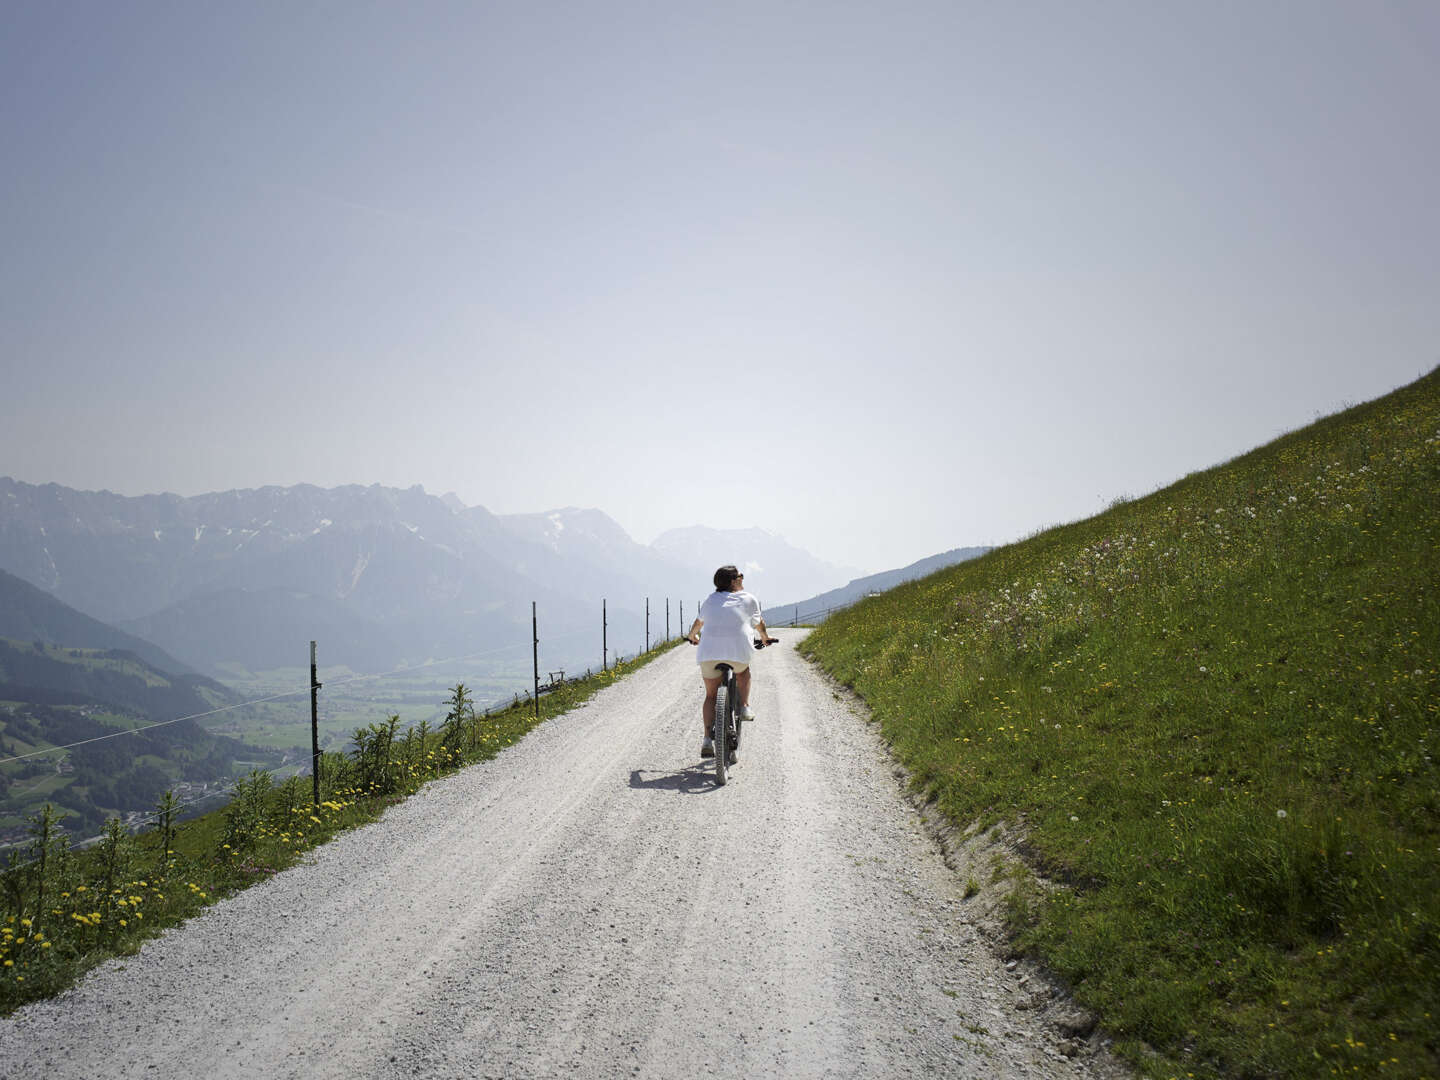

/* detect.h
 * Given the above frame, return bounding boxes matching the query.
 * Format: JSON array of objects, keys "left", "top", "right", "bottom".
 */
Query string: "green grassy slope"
[{"left": 802, "top": 368, "right": 1439, "bottom": 1079}]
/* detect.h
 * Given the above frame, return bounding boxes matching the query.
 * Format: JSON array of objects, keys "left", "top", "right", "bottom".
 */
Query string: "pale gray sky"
[{"left": 3, "top": 1, "right": 1436, "bottom": 573}]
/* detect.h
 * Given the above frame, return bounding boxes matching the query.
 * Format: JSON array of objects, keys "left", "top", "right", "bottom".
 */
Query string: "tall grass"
[
  {"left": 803, "top": 369, "right": 1439, "bottom": 1078},
  {"left": 0, "top": 644, "right": 677, "bottom": 1014}
]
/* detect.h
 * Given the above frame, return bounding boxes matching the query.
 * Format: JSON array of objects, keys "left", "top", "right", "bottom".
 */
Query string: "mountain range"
[
  {"left": 768, "top": 546, "right": 994, "bottom": 624},
  {"left": 0, "top": 478, "right": 857, "bottom": 676}
]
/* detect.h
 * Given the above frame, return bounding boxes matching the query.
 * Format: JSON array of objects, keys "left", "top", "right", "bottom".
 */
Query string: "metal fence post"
[
  {"left": 532, "top": 602, "right": 540, "bottom": 719},
  {"left": 310, "top": 640, "right": 321, "bottom": 809},
  {"left": 603, "top": 598, "right": 608, "bottom": 672},
  {"left": 645, "top": 597, "right": 650, "bottom": 653}
]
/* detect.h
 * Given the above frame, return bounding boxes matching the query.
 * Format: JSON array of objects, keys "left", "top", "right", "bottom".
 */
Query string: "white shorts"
[{"left": 699, "top": 660, "right": 749, "bottom": 679}]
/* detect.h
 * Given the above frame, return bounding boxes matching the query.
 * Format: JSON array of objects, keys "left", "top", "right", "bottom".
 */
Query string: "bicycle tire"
[
  {"left": 724, "top": 669, "right": 739, "bottom": 767},
  {"left": 714, "top": 678, "right": 729, "bottom": 785}
]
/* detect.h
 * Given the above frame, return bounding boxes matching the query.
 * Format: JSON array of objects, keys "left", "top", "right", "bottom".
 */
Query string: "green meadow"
[
  {"left": 207, "top": 660, "right": 546, "bottom": 754},
  {"left": 802, "top": 369, "right": 1439, "bottom": 1077}
]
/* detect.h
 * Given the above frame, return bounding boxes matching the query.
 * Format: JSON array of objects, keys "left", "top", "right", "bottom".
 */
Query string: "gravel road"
[{"left": 0, "top": 633, "right": 1130, "bottom": 1079}]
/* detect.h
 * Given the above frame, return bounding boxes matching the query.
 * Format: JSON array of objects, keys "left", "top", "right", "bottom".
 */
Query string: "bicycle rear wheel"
[
  {"left": 723, "top": 671, "right": 739, "bottom": 767},
  {"left": 713, "top": 680, "right": 729, "bottom": 785}
]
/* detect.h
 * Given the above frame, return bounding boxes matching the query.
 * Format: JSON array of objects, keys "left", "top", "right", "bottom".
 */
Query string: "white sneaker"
[
  {"left": 737, "top": 704, "right": 756, "bottom": 721},
  {"left": 700, "top": 738, "right": 715, "bottom": 758}
]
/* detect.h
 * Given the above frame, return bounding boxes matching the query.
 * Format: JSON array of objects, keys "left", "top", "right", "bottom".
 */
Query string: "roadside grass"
[
  {"left": 0, "top": 642, "right": 679, "bottom": 1015},
  {"left": 801, "top": 368, "right": 1439, "bottom": 1079}
]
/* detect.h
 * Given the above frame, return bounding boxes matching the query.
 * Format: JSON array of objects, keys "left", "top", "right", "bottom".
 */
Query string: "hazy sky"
[{"left": 3, "top": 2, "right": 1436, "bottom": 574}]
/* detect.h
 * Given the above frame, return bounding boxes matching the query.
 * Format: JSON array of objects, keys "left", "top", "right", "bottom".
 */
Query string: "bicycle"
[{"left": 690, "top": 637, "right": 774, "bottom": 786}]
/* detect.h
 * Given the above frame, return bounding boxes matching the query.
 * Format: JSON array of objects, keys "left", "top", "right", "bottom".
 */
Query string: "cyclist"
[{"left": 686, "top": 564, "right": 776, "bottom": 758}]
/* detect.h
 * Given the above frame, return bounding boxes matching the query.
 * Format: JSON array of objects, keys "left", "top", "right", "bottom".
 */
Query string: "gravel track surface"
[{"left": 0, "top": 633, "right": 1129, "bottom": 1079}]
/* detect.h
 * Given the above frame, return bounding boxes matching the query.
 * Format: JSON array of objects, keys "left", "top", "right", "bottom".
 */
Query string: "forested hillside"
[{"left": 0, "top": 639, "right": 283, "bottom": 842}]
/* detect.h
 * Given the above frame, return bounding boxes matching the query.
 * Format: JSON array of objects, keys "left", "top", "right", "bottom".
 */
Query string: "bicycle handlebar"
[{"left": 683, "top": 635, "right": 779, "bottom": 648}]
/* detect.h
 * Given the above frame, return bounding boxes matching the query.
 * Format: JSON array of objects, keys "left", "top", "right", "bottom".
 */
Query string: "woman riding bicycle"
[{"left": 686, "top": 564, "right": 776, "bottom": 758}]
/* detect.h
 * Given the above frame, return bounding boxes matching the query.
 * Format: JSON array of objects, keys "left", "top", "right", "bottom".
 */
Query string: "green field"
[
  {"left": 802, "top": 368, "right": 1439, "bottom": 1078},
  {"left": 209, "top": 659, "right": 548, "bottom": 754}
]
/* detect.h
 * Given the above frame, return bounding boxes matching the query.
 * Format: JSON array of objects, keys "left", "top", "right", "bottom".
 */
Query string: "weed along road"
[{"left": 0, "top": 633, "right": 1128, "bottom": 1080}]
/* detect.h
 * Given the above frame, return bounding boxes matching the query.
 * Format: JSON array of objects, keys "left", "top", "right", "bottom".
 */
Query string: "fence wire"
[{"left": 0, "top": 608, "right": 686, "bottom": 861}]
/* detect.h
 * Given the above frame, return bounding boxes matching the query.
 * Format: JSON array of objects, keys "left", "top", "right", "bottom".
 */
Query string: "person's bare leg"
[
  {"left": 701, "top": 675, "right": 722, "bottom": 738},
  {"left": 736, "top": 667, "right": 752, "bottom": 708}
]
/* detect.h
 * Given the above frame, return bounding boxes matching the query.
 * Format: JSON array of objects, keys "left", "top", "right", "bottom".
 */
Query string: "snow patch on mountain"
[{"left": 347, "top": 552, "right": 371, "bottom": 596}]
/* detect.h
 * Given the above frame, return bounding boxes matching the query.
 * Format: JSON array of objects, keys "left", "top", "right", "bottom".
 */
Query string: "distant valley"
[{"left": 0, "top": 569, "right": 286, "bottom": 842}]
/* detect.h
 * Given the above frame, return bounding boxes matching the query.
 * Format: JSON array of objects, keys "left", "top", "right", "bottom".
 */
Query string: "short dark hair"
[{"left": 713, "top": 564, "right": 741, "bottom": 591}]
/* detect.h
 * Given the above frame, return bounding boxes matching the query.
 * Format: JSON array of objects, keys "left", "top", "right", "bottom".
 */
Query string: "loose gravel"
[{"left": 0, "top": 633, "right": 1132, "bottom": 1079}]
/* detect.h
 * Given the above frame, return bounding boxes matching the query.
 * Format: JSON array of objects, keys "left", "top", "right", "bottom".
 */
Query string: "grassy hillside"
[{"left": 802, "top": 368, "right": 1439, "bottom": 1078}]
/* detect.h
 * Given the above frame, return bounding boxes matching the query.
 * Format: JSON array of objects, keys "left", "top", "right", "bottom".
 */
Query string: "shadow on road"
[{"left": 628, "top": 765, "right": 720, "bottom": 794}]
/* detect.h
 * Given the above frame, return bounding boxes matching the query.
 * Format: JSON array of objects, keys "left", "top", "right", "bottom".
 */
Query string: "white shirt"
[{"left": 696, "top": 589, "right": 763, "bottom": 664}]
